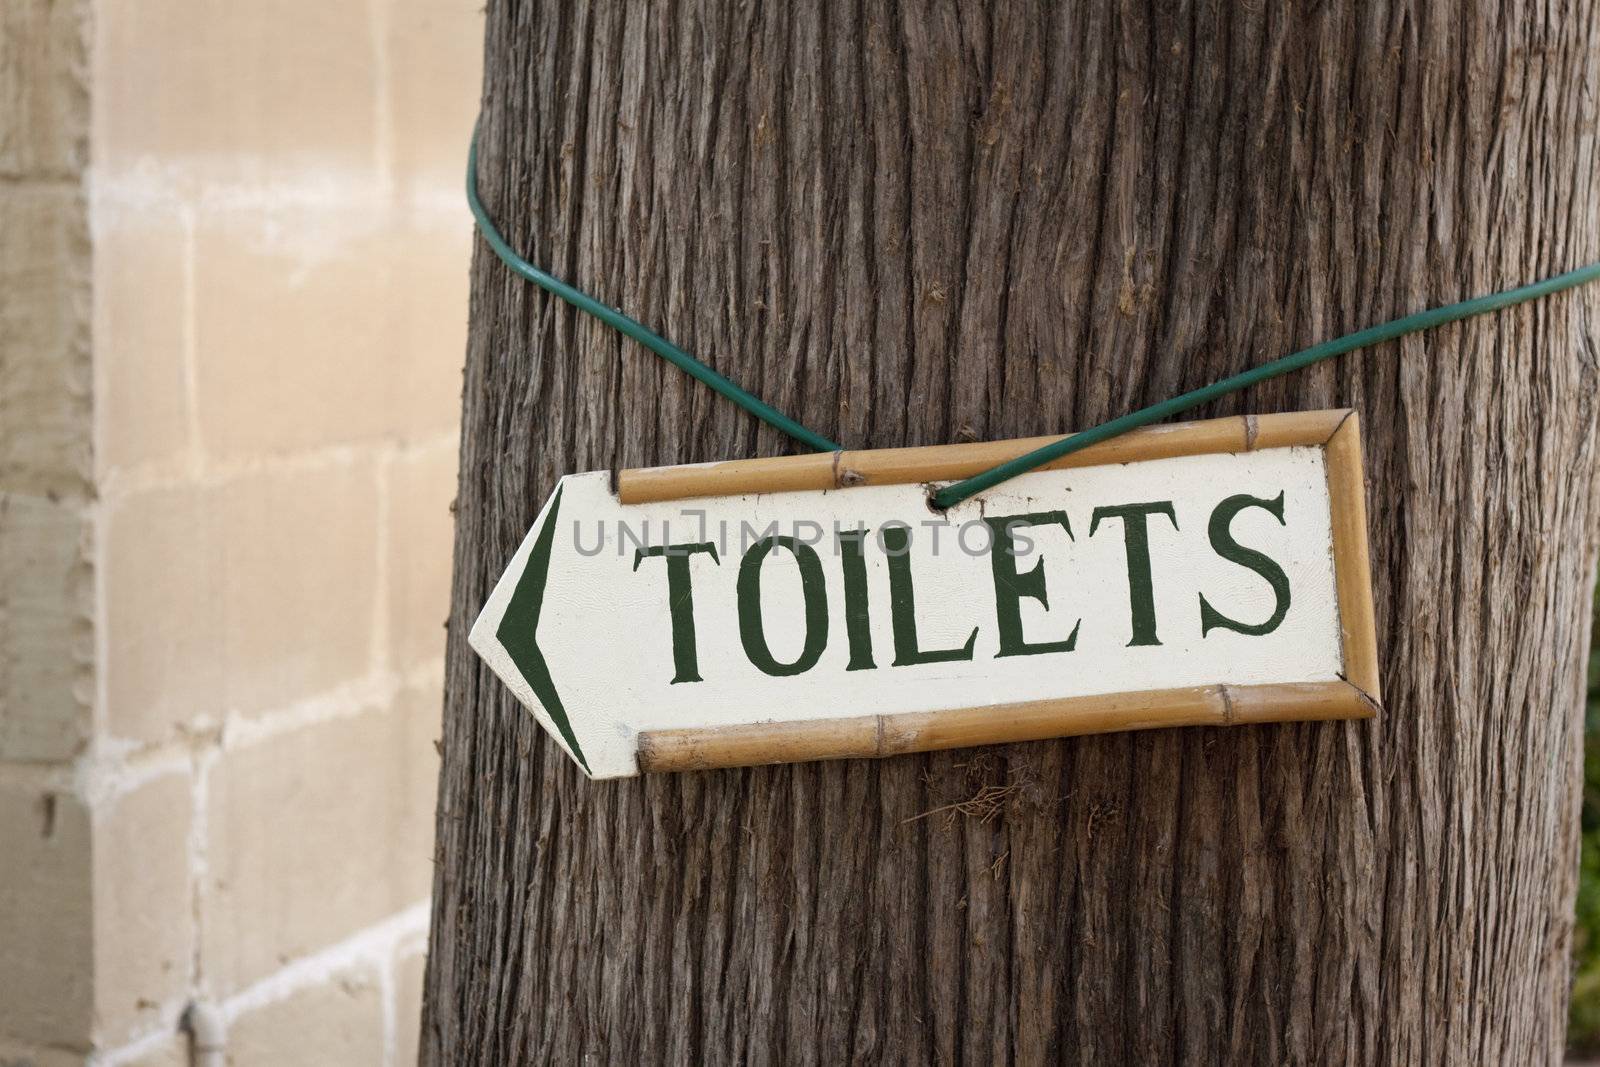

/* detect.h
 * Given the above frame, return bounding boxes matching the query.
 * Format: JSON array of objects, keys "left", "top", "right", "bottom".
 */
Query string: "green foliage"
[{"left": 1571, "top": 592, "right": 1600, "bottom": 1052}]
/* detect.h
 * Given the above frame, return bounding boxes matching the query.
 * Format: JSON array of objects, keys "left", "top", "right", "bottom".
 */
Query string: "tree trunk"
[{"left": 423, "top": 2, "right": 1600, "bottom": 1062}]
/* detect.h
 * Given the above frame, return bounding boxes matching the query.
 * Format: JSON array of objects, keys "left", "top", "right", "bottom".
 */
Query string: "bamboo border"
[
  {"left": 617, "top": 410, "right": 1350, "bottom": 504},
  {"left": 630, "top": 409, "right": 1381, "bottom": 773}
]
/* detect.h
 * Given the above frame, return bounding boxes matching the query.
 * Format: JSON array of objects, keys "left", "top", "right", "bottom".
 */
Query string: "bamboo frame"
[
  {"left": 616, "top": 410, "right": 1350, "bottom": 504},
  {"left": 628, "top": 410, "right": 1381, "bottom": 773}
]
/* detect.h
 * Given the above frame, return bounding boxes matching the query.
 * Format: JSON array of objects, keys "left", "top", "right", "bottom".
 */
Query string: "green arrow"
[{"left": 494, "top": 485, "right": 591, "bottom": 773}]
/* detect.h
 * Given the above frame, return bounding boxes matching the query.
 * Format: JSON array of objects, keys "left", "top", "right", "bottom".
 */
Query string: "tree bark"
[{"left": 423, "top": 2, "right": 1600, "bottom": 1062}]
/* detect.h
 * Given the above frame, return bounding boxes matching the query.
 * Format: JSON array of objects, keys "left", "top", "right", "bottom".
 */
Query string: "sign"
[{"left": 471, "top": 410, "right": 1380, "bottom": 779}]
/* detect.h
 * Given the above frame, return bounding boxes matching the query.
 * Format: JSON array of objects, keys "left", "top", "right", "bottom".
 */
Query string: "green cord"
[
  {"left": 470, "top": 127, "right": 1597, "bottom": 507},
  {"left": 930, "top": 259, "right": 1600, "bottom": 509},
  {"left": 467, "top": 127, "right": 842, "bottom": 454}
]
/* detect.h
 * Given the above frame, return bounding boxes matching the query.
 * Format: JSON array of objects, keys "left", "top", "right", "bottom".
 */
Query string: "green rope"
[
  {"left": 470, "top": 126, "right": 1598, "bottom": 507},
  {"left": 931, "top": 259, "right": 1600, "bottom": 509},
  {"left": 467, "top": 127, "right": 841, "bottom": 454}
]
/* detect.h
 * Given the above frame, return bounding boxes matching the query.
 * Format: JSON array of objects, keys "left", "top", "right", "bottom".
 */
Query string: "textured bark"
[{"left": 423, "top": 2, "right": 1600, "bottom": 1062}]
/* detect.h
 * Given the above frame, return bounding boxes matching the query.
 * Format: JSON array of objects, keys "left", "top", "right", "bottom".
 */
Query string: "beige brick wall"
[
  {"left": 0, "top": 789, "right": 94, "bottom": 1046},
  {"left": 0, "top": 1, "right": 97, "bottom": 1061},
  {"left": 0, "top": 0, "right": 482, "bottom": 1062},
  {"left": 1, "top": 0, "right": 94, "bottom": 769}
]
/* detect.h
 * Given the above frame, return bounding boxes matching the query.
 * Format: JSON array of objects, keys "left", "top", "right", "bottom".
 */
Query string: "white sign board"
[{"left": 471, "top": 410, "right": 1380, "bottom": 779}]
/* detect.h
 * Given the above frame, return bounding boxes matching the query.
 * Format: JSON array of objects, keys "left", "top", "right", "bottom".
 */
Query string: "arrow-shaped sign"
[{"left": 471, "top": 410, "right": 1380, "bottom": 779}]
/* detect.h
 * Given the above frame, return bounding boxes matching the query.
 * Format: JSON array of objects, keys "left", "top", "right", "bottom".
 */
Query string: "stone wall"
[{"left": 0, "top": 1, "right": 481, "bottom": 1062}]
